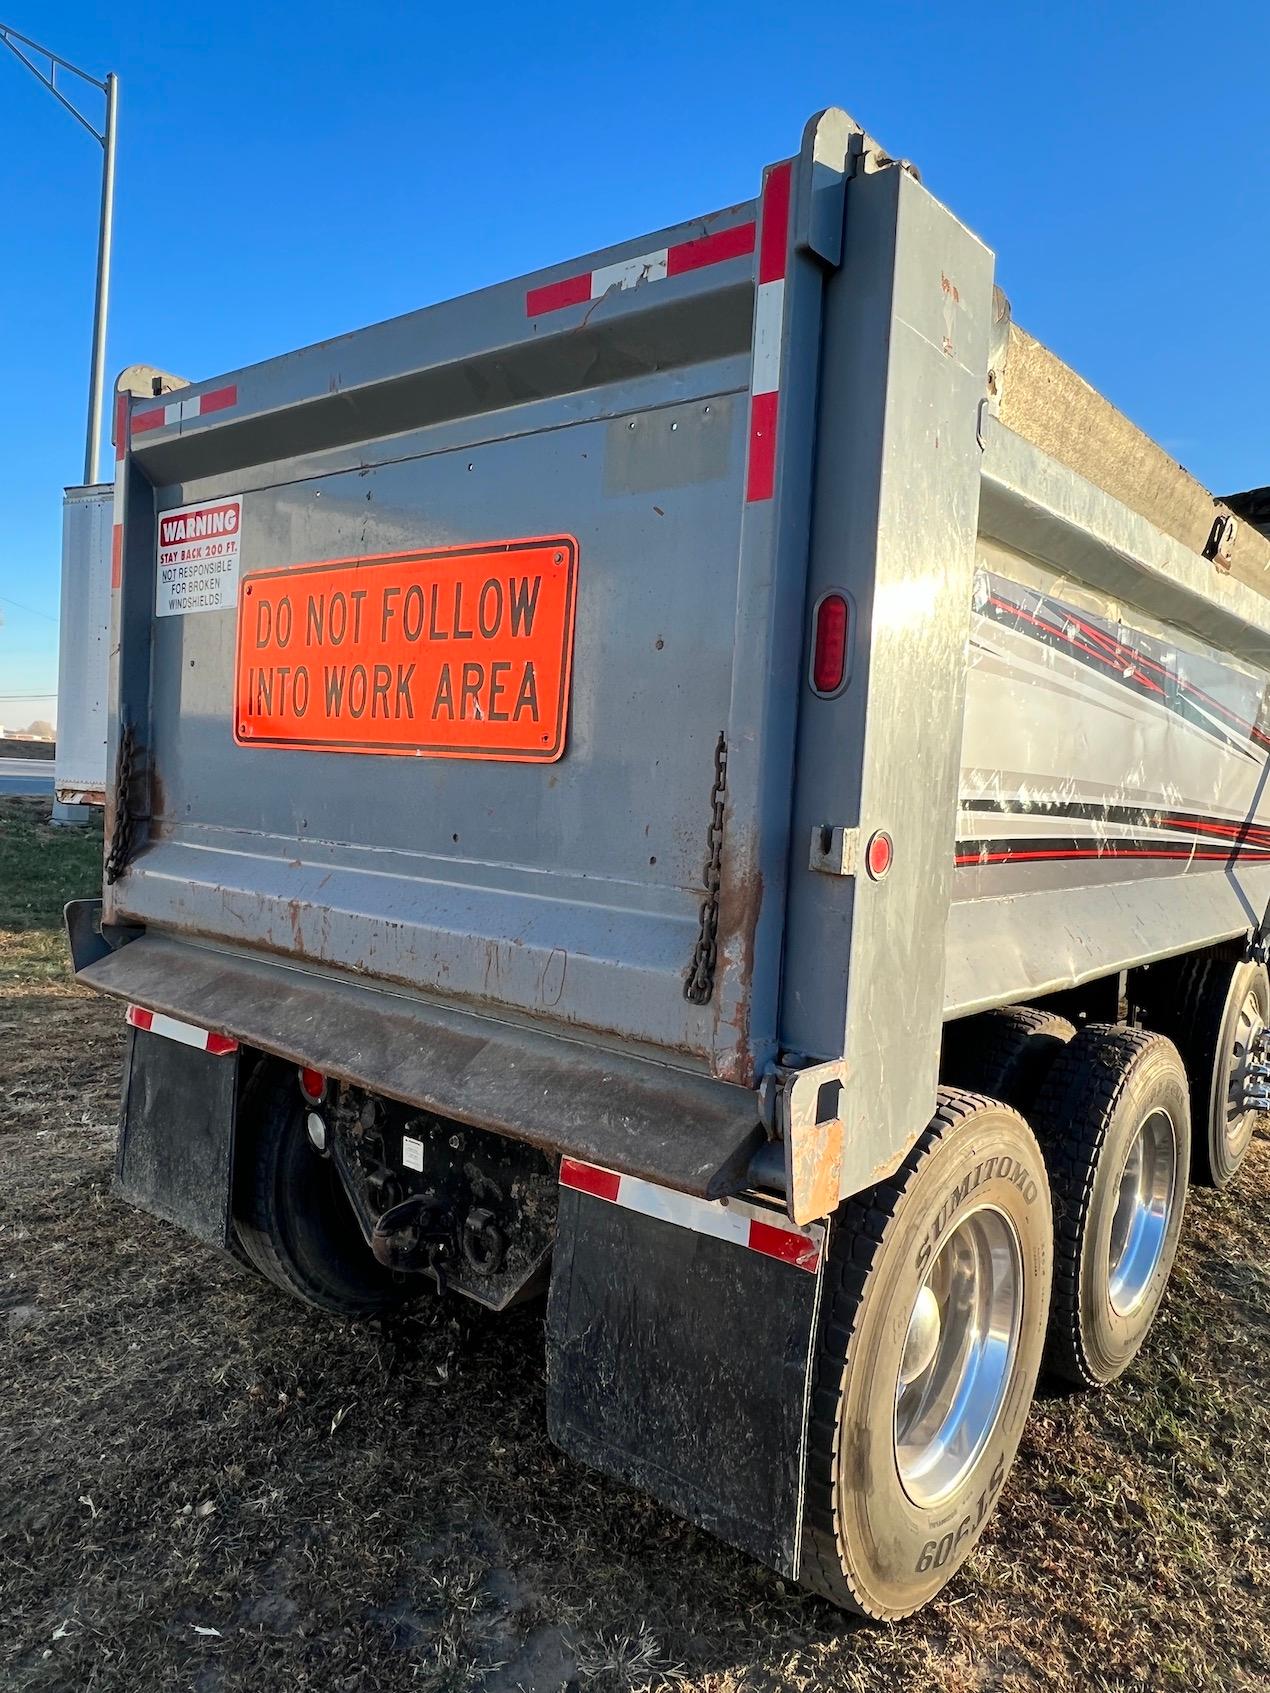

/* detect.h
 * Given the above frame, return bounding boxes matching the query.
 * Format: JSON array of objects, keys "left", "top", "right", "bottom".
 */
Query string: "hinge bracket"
[{"left": 758, "top": 1054, "right": 849, "bottom": 1225}]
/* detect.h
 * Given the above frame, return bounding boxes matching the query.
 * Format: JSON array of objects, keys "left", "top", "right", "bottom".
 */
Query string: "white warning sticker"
[
  {"left": 156, "top": 497, "right": 243, "bottom": 617},
  {"left": 401, "top": 1136, "right": 425, "bottom": 1173}
]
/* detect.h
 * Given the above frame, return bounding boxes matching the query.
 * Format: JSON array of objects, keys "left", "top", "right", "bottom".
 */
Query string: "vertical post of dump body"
[{"left": 780, "top": 158, "right": 995, "bottom": 1201}]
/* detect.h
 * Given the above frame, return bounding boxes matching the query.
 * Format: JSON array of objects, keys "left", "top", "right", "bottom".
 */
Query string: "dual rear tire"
[
  {"left": 234, "top": 1065, "right": 419, "bottom": 1318},
  {"left": 804, "top": 1007, "right": 1203, "bottom": 1616},
  {"left": 1029, "top": 1025, "right": 1189, "bottom": 1387},
  {"left": 801, "top": 1092, "right": 1052, "bottom": 1618}
]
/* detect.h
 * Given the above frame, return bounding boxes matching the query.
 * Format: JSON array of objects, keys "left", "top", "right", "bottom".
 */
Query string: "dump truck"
[{"left": 68, "top": 106, "right": 1270, "bottom": 1620}]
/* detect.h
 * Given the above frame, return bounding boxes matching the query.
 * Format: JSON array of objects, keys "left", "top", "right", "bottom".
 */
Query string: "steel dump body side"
[
  {"left": 88, "top": 106, "right": 1270, "bottom": 1213},
  {"left": 949, "top": 420, "right": 1270, "bottom": 1022}
]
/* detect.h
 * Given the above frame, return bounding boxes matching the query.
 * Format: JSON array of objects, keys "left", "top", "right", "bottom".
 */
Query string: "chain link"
[
  {"left": 104, "top": 721, "right": 136, "bottom": 886},
  {"left": 684, "top": 731, "right": 728, "bottom": 1005}
]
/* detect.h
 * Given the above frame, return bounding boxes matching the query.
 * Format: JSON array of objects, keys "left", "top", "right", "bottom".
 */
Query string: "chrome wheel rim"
[
  {"left": 1107, "top": 1108, "right": 1177, "bottom": 1316},
  {"left": 1224, "top": 989, "right": 1264, "bottom": 1159},
  {"left": 894, "top": 1205, "right": 1023, "bottom": 1508}
]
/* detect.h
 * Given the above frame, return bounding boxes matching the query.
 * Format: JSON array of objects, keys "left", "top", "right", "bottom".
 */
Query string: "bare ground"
[{"left": 1, "top": 797, "right": 1268, "bottom": 1691}]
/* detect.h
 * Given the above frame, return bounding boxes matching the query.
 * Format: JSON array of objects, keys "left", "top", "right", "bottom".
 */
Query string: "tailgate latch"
[{"left": 809, "top": 824, "right": 859, "bottom": 876}]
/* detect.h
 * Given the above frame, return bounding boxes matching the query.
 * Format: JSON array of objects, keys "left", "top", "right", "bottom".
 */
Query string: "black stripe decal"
[
  {"left": 960, "top": 796, "right": 1270, "bottom": 846},
  {"left": 956, "top": 836, "right": 1270, "bottom": 869},
  {"left": 956, "top": 798, "right": 1270, "bottom": 869}
]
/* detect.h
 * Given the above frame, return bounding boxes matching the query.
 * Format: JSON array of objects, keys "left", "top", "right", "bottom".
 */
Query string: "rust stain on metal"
[
  {"left": 712, "top": 821, "right": 764, "bottom": 1087},
  {"left": 789, "top": 1112, "right": 844, "bottom": 1226},
  {"left": 139, "top": 902, "right": 704, "bottom": 1066}
]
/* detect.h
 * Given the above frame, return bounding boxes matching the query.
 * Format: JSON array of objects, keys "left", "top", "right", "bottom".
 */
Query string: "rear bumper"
[{"left": 73, "top": 923, "right": 764, "bottom": 1201}]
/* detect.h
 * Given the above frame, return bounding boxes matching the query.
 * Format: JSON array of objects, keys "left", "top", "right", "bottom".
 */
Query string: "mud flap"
[
  {"left": 546, "top": 1176, "right": 827, "bottom": 1578},
  {"left": 115, "top": 1027, "right": 239, "bottom": 1249}
]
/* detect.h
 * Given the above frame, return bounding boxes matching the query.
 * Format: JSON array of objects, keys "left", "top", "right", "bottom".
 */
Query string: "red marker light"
[
  {"left": 299, "top": 1066, "right": 327, "bottom": 1104},
  {"left": 812, "top": 593, "right": 849, "bottom": 694},
  {"left": 866, "top": 830, "right": 893, "bottom": 880}
]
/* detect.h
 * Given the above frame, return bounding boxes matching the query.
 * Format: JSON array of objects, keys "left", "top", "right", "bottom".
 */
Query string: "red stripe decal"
[
  {"left": 748, "top": 1218, "right": 821, "bottom": 1271},
  {"left": 989, "top": 584, "right": 1270, "bottom": 751},
  {"left": 758, "top": 161, "right": 793, "bottom": 284},
  {"left": 559, "top": 1158, "right": 621, "bottom": 1202},
  {"left": 206, "top": 1032, "right": 239, "bottom": 1055},
  {"left": 956, "top": 845, "right": 1270, "bottom": 867},
  {"left": 667, "top": 221, "right": 756, "bottom": 276},
  {"left": 525, "top": 273, "right": 592, "bottom": 316},
  {"left": 746, "top": 389, "right": 779, "bottom": 502},
  {"left": 132, "top": 407, "right": 165, "bottom": 435},
  {"left": 200, "top": 384, "right": 238, "bottom": 415},
  {"left": 989, "top": 594, "right": 1165, "bottom": 694},
  {"left": 126, "top": 1005, "right": 154, "bottom": 1031},
  {"left": 1163, "top": 817, "right": 1270, "bottom": 843},
  {"left": 110, "top": 524, "right": 123, "bottom": 590}
]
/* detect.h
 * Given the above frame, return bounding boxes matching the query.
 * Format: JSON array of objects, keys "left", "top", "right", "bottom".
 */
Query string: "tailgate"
[{"left": 105, "top": 153, "right": 821, "bottom": 1088}]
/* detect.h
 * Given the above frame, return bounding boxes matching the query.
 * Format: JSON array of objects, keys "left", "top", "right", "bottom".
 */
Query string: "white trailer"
[{"left": 54, "top": 483, "right": 113, "bottom": 810}]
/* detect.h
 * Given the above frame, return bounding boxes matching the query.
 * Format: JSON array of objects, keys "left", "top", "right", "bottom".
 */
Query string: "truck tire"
[
  {"left": 800, "top": 1092, "right": 1051, "bottom": 1619},
  {"left": 1029, "top": 1025, "right": 1189, "bottom": 1388},
  {"left": 942, "top": 1006, "right": 1075, "bottom": 1114},
  {"left": 234, "top": 1071, "right": 420, "bottom": 1318},
  {"left": 1146, "top": 955, "right": 1267, "bottom": 1189}
]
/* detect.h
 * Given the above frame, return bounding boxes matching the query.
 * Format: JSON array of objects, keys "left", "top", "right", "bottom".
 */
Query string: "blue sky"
[{"left": 2, "top": 0, "right": 1267, "bottom": 727}]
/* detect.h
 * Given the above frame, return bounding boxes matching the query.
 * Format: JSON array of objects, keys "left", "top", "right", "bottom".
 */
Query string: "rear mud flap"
[
  {"left": 546, "top": 1172, "right": 826, "bottom": 1578},
  {"left": 115, "top": 1027, "right": 239, "bottom": 1249}
]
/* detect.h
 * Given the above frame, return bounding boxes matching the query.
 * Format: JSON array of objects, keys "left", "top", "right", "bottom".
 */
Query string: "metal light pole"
[{"left": 0, "top": 24, "right": 117, "bottom": 484}]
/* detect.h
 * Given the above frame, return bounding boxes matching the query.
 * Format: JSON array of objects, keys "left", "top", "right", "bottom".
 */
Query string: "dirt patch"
[{"left": 1, "top": 798, "right": 1268, "bottom": 1690}]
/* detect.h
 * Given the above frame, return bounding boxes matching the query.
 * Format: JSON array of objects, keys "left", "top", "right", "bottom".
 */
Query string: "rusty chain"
[
  {"left": 104, "top": 721, "right": 136, "bottom": 886},
  {"left": 684, "top": 731, "right": 728, "bottom": 1005}
]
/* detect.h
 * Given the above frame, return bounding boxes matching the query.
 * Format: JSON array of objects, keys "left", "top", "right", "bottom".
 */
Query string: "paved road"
[{"left": 0, "top": 757, "right": 55, "bottom": 796}]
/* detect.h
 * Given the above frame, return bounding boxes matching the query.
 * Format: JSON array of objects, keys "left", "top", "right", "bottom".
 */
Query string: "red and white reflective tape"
[
  {"left": 559, "top": 1156, "right": 822, "bottom": 1273},
  {"left": 132, "top": 383, "right": 238, "bottom": 436},
  {"left": 126, "top": 1004, "right": 238, "bottom": 1056},
  {"left": 746, "top": 160, "right": 792, "bottom": 503},
  {"left": 525, "top": 221, "right": 756, "bottom": 317},
  {"left": 111, "top": 391, "right": 128, "bottom": 590}
]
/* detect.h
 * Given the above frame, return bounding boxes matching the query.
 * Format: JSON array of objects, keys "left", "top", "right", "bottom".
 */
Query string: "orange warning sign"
[{"left": 234, "top": 538, "right": 578, "bottom": 762}]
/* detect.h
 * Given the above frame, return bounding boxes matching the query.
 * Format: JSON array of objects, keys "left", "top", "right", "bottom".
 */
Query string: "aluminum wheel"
[
  {"left": 1107, "top": 1107, "right": 1177, "bottom": 1317},
  {"left": 1222, "top": 988, "right": 1264, "bottom": 1161},
  {"left": 894, "top": 1205, "right": 1023, "bottom": 1508}
]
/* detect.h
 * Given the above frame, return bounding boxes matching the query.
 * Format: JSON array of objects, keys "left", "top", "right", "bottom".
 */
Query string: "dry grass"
[{"left": 1, "top": 796, "right": 1267, "bottom": 1691}]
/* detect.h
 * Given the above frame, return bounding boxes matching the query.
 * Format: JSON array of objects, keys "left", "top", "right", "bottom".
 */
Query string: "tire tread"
[
  {"left": 942, "top": 1007, "right": 1075, "bottom": 1114},
  {"left": 1029, "top": 1024, "right": 1184, "bottom": 1387}
]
